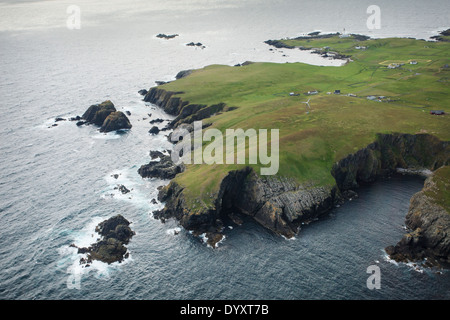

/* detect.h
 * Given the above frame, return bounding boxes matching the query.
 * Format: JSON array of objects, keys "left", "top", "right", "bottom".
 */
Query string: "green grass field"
[{"left": 158, "top": 34, "right": 450, "bottom": 210}]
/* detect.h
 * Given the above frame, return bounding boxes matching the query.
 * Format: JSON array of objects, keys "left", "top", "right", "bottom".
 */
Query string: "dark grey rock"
[
  {"left": 100, "top": 111, "right": 132, "bottom": 133},
  {"left": 149, "top": 126, "right": 160, "bottom": 135}
]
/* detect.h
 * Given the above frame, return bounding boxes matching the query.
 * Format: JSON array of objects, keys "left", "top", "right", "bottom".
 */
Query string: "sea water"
[{"left": 0, "top": 0, "right": 449, "bottom": 299}]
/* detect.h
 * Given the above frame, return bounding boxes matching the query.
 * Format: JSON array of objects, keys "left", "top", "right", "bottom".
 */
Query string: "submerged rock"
[
  {"left": 70, "top": 116, "right": 82, "bottom": 121},
  {"left": 186, "top": 42, "right": 203, "bottom": 47},
  {"left": 149, "top": 118, "right": 164, "bottom": 124},
  {"left": 115, "top": 184, "right": 131, "bottom": 194},
  {"left": 149, "top": 150, "right": 165, "bottom": 159}
]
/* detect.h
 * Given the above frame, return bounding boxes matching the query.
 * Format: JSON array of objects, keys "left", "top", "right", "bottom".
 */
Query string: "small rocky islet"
[
  {"left": 80, "top": 100, "right": 132, "bottom": 133},
  {"left": 71, "top": 215, "right": 135, "bottom": 265},
  {"left": 55, "top": 100, "right": 132, "bottom": 132}
]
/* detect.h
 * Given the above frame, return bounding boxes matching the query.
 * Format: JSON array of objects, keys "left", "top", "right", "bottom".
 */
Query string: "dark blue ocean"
[{"left": 0, "top": 0, "right": 449, "bottom": 300}]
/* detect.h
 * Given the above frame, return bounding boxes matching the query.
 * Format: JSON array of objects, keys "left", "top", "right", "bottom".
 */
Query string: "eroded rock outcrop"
[
  {"left": 152, "top": 133, "right": 449, "bottom": 249},
  {"left": 332, "top": 133, "right": 450, "bottom": 191},
  {"left": 154, "top": 167, "right": 338, "bottom": 247},
  {"left": 386, "top": 167, "right": 450, "bottom": 268},
  {"left": 100, "top": 111, "right": 132, "bottom": 133},
  {"left": 143, "top": 87, "right": 227, "bottom": 128},
  {"left": 72, "top": 215, "right": 135, "bottom": 264},
  {"left": 81, "top": 100, "right": 132, "bottom": 132},
  {"left": 82, "top": 100, "right": 116, "bottom": 126},
  {"left": 138, "top": 153, "right": 184, "bottom": 180}
]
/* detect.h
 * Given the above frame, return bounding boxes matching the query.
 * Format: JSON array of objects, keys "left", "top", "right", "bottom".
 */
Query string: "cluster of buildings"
[{"left": 388, "top": 60, "right": 418, "bottom": 69}]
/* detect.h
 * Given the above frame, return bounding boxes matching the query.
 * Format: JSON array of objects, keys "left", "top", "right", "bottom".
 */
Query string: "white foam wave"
[
  {"left": 92, "top": 132, "right": 124, "bottom": 140},
  {"left": 57, "top": 216, "right": 133, "bottom": 289},
  {"left": 102, "top": 167, "right": 167, "bottom": 213},
  {"left": 198, "top": 232, "right": 226, "bottom": 249},
  {"left": 281, "top": 235, "right": 297, "bottom": 241},
  {"left": 166, "top": 227, "right": 182, "bottom": 235},
  {"left": 382, "top": 249, "right": 428, "bottom": 273}
]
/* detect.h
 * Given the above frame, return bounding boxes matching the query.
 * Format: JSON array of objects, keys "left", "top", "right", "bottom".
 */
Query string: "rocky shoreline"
[
  {"left": 264, "top": 32, "right": 360, "bottom": 61},
  {"left": 385, "top": 168, "right": 450, "bottom": 268},
  {"left": 142, "top": 86, "right": 228, "bottom": 129},
  {"left": 142, "top": 81, "right": 450, "bottom": 262}
]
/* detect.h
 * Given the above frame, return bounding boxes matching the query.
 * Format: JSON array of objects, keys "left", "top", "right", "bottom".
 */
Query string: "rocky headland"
[
  {"left": 430, "top": 28, "right": 450, "bottom": 42},
  {"left": 385, "top": 166, "right": 450, "bottom": 268},
  {"left": 264, "top": 32, "right": 361, "bottom": 60},
  {"left": 143, "top": 81, "right": 450, "bottom": 253},
  {"left": 141, "top": 31, "right": 450, "bottom": 255},
  {"left": 143, "top": 76, "right": 450, "bottom": 252},
  {"left": 143, "top": 87, "right": 228, "bottom": 130}
]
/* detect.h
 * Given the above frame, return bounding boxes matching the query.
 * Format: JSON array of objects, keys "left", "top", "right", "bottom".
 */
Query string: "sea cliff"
[
  {"left": 386, "top": 166, "right": 450, "bottom": 268},
  {"left": 145, "top": 87, "right": 450, "bottom": 257},
  {"left": 141, "top": 32, "right": 449, "bottom": 261}
]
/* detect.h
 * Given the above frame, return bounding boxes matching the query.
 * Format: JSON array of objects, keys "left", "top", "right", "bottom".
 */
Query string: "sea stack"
[
  {"left": 100, "top": 111, "right": 132, "bottom": 133},
  {"left": 81, "top": 100, "right": 132, "bottom": 132}
]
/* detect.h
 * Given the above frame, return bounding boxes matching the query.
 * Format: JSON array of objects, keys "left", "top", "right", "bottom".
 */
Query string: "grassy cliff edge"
[{"left": 144, "top": 32, "right": 450, "bottom": 258}]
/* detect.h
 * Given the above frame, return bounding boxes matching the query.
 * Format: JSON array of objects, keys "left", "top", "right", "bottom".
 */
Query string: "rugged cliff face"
[
  {"left": 153, "top": 132, "right": 449, "bottom": 250},
  {"left": 385, "top": 167, "right": 450, "bottom": 268},
  {"left": 143, "top": 87, "right": 227, "bottom": 128},
  {"left": 332, "top": 133, "right": 450, "bottom": 268},
  {"left": 154, "top": 166, "right": 338, "bottom": 246},
  {"left": 145, "top": 87, "right": 450, "bottom": 256},
  {"left": 332, "top": 133, "right": 450, "bottom": 191}
]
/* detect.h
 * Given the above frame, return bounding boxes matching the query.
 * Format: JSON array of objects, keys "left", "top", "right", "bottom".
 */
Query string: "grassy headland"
[{"left": 153, "top": 32, "right": 450, "bottom": 212}]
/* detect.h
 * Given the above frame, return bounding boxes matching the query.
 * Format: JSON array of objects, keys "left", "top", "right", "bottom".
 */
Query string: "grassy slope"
[
  {"left": 158, "top": 35, "right": 450, "bottom": 210},
  {"left": 425, "top": 166, "right": 450, "bottom": 213}
]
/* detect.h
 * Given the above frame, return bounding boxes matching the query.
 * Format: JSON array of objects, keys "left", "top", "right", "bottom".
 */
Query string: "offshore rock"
[
  {"left": 100, "top": 111, "right": 132, "bottom": 133},
  {"left": 73, "top": 215, "right": 135, "bottom": 264},
  {"left": 82, "top": 100, "right": 116, "bottom": 126},
  {"left": 149, "top": 126, "right": 160, "bottom": 135}
]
